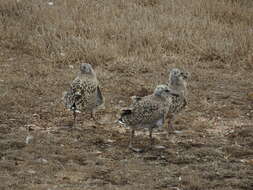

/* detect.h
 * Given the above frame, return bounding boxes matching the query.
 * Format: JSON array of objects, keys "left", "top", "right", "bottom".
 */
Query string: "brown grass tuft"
[{"left": 0, "top": 0, "right": 252, "bottom": 68}]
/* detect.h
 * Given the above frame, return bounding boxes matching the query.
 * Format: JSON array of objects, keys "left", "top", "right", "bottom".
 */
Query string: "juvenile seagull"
[
  {"left": 118, "top": 85, "right": 174, "bottom": 152},
  {"left": 63, "top": 63, "right": 104, "bottom": 126},
  {"left": 165, "top": 68, "right": 189, "bottom": 129}
]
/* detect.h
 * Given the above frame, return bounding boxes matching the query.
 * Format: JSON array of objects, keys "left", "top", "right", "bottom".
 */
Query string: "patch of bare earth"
[{"left": 0, "top": 46, "right": 252, "bottom": 190}]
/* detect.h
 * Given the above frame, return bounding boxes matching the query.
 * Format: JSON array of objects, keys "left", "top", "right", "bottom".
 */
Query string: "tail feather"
[
  {"left": 62, "top": 91, "right": 77, "bottom": 111},
  {"left": 118, "top": 109, "right": 132, "bottom": 124}
]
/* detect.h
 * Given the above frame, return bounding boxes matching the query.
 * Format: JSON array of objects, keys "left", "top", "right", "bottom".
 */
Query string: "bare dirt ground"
[
  {"left": 0, "top": 0, "right": 253, "bottom": 189},
  {"left": 0, "top": 46, "right": 252, "bottom": 190}
]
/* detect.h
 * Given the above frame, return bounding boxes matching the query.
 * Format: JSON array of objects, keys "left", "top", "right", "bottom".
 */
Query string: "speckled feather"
[
  {"left": 165, "top": 92, "right": 187, "bottom": 114},
  {"left": 165, "top": 68, "right": 189, "bottom": 116},
  {"left": 119, "top": 85, "right": 171, "bottom": 130},
  {"left": 63, "top": 64, "right": 104, "bottom": 113}
]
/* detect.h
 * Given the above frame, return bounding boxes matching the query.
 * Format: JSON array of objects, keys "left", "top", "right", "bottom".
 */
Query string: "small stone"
[
  {"left": 27, "top": 169, "right": 36, "bottom": 174},
  {"left": 36, "top": 158, "right": 48, "bottom": 164},
  {"left": 107, "top": 139, "right": 115, "bottom": 143},
  {"left": 25, "top": 135, "right": 34, "bottom": 144},
  {"left": 153, "top": 145, "right": 166, "bottom": 150},
  {"left": 174, "top": 130, "right": 183, "bottom": 134}
]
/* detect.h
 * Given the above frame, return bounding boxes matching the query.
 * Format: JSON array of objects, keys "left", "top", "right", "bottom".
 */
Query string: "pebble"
[{"left": 25, "top": 135, "right": 34, "bottom": 144}]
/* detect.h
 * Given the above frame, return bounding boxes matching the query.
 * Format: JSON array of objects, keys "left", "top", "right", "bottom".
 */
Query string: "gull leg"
[
  {"left": 149, "top": 127, "right": 165, "bottom": 150},
  {"left": 128, "top": 129, "right": 143, "bottom": 153},
  {"left": 128, "top": 129, "right": 134, "bottom": 148},
  {"left": 165, "top": 118, "right": 174, "bottom": 138},
  {"left": 167, "top": 114, "right": 175, "bottom": 131},
  {"left": 168, "top": 119, "right": 174, "bottom": 130},
  {"left": 149, "top": 128, "right": 154, "bottom": 146},
  {"left": 91, "top": 110, "right": 96, "bottom": 120},
  {"left": 73, "top": 110, "right": 76, "bottom": 127}
]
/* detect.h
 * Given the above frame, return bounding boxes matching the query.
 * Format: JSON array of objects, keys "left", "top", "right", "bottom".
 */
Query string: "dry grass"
[
  {"left": 0, "top": 0, "right": 253, "bottom": 190},
  {"left": 0, "top": 0, "right": 252, "bottom": 68}
]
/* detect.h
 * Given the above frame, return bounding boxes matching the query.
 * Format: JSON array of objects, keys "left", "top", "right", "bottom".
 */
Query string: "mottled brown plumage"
[
  {"left": 63, "top": 63, "right": 104, "bottom": 126},
  {"left": 165, "top": 68, "right": 189, "bottom": 129},
  {"left": 119, "top": 85, "right": 174, "bottom": 152}
]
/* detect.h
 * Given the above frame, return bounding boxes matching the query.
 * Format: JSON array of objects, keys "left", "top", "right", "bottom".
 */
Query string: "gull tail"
[{"left": 118, "top": 109, "right": 132, "bottom": 125}]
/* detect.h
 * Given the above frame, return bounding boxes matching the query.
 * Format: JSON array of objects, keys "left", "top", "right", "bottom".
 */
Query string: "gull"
[
  {"left": 63, "top": 63, "right": 104, "bottom": 126},
  {"left": 118, "top": 85, "right": 175, "bottom": 152}
]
